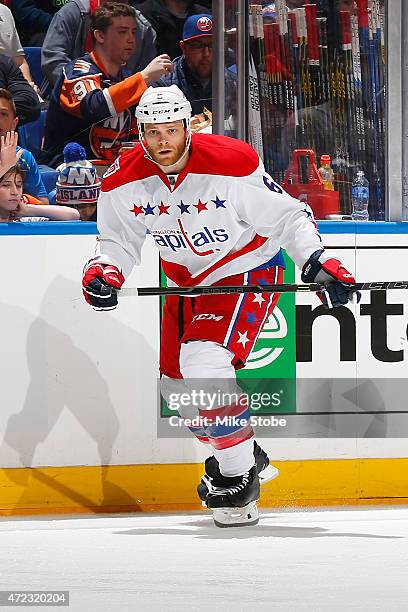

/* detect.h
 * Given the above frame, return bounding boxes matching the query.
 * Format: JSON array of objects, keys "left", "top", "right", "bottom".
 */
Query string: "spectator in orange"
[
  {"left": 41, "top": 0, "right": 157, "bottom": 91},
  {"left": 42, "top": 2, "right": 172, "bottom": 167}
]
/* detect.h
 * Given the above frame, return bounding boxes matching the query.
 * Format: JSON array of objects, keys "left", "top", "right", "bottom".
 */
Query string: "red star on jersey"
[
  {"left": 194, "top": 199, "right": 208, "bottom": 213},
  {"left": 158, "top": 201, "right": 171, "bottom": 215},
  {"left": 129, "top": 204, "right": 144, "bottom": 216}
]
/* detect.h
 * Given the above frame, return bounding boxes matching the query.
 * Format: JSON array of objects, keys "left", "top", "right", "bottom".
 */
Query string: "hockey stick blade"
[{"left": 119, "top": 281, "right": 408, "bottom": 298}]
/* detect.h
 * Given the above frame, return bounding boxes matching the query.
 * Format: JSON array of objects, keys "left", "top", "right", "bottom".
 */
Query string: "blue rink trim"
[
  {"left": 0, "top": 221, "right": 407, "bottom": 236},
  {"left": 0, "top": 221, "right": 98, "bottom": 235},
  {"left": 317, "top": 221, "right": 408, "bottom": 234}
]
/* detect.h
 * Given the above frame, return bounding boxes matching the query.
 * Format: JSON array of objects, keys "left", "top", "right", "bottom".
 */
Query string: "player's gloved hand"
[
  {"left": 82, "top": 260, "right": 125, "bottom": 310},
  {"left": 301, "top": 249, "right": 361, "bottom": 308}
]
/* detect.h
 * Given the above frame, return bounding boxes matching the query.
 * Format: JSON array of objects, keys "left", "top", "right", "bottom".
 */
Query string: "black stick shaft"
[{"left": 120, "top": 281, "right": 408, "bottom": 298}]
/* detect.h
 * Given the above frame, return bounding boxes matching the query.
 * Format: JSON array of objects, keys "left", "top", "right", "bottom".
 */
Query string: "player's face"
[
  {"left": 181, "top": 36, "right": 212, "bottom": 80},
  {"left": 95, "top": 16, "right": 136, "bottom": 65},
  {"left": 143, "top": 121, "right": 187, "bottom": 166},
  {"left": 0, "top": 171, "right": 22, "bottom": 215},
  {"left": 0, "top": 98, "right": 18, "bottom": 141}
]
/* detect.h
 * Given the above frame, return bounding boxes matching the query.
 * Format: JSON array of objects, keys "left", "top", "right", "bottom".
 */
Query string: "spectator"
[
  {"left": 0, "top": 130, "right": 22, "bottom": 178},
  {"left": 156, "top": 14, "right": 235, "bottom": 121},
  {"left": 0, "top": 54, "right": 40, "bottom": 124},
  {"left": 0, "top": 3, "right": 35, "bottom": 84},
  {"left": 42, "top": 2, "right": 171, "bottom": 167},
  {"left": 41, "top": 0, "right": 157, "bottom": 91},
  {"left": 137, "top": 0, "right": 208, "bottom": 59},
  {"left": 0, "top": 90, "right": 48, "bottom": 203},
  {"left": 0, "top": 164, "right": 79, "bottom": 221},
  {"left": 11, "top": 0, "right": 70, "bottom": 47},
  {"left": 55, "top": 143, "right": 100, "bottom": 221}
]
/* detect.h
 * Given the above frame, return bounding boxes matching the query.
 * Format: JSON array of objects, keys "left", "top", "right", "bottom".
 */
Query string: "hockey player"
[{"left": 82, "top": 85, "right": 359, "bottom": 527}]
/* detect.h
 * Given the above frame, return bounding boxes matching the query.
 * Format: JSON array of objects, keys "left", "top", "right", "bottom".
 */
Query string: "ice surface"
[{"left": 1, "top": 507, "right": 408, "bottom": 611}]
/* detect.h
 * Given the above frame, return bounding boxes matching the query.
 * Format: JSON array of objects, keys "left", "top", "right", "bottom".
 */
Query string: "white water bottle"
[{"left": 351, "top": 170, "right": 369, "bottom": 221}]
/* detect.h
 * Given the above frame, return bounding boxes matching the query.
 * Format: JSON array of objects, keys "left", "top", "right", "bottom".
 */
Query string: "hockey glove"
[
  {"left": 82, "top": 260, "right": 125, "bottom": 310},
  {"left": 301, "top": 250, "right": 361, "bottom": 308}
]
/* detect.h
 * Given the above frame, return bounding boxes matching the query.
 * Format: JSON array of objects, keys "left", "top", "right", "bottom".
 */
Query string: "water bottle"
[
  {"left": 318, "top": 155, "right": 335, "bottom": 190},
  {"left": 351, "top": 170, "right": 369, "bottom": 221}
]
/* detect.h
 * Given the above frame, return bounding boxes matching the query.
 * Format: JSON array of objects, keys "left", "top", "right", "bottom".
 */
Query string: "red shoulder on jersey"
[
  {"left": 101, "top": 145, "right": 156, "bottom": 192},
  {"left": 101, "top": 133, "right": 260, "bottom": 193},
  {"left": 188, "top": 133, "right": 260, "bottom": 177}
]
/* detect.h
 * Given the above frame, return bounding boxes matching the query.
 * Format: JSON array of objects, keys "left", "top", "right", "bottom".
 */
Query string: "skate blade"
[
  {"left": 213, "top": 502, "right": 259, "bottom": 528},
  {"left": 259, "top": 464, "right": 279, "bottom": 485}
]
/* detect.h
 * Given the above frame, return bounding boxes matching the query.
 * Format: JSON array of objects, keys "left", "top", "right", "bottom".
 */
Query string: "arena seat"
[
  {"left": 23, "top": 47, "right": 44, "bottom": 89},
  {"left": 18, "top": 109, "right": 47, "bottom": 159},
  {"left": 40, "top": 171, "right": 59, "bottom": 200}
]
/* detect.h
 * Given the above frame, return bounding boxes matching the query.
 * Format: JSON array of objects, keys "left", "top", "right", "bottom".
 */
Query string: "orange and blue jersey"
[{"left": 43, "top": 51, "right": 147, "bottom": 167}]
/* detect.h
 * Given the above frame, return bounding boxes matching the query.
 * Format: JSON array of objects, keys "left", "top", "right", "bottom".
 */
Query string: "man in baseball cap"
[{"left": 155, "top": 13, "right": 222, "bottom": 122}]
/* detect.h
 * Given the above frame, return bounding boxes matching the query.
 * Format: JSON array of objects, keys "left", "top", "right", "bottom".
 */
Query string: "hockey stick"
[{"left": 119, "top": 281, "right": 408, "bottom": 298}]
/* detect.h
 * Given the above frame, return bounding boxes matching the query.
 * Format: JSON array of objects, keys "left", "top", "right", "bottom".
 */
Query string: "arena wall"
[{"left": 0, "top": 222, "right": 407, "bottom": 514}]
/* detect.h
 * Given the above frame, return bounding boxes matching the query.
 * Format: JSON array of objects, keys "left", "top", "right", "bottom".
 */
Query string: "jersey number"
[
  {"left": 263, "top": 175, "right": 283, "bottom": 194},
  {"left": 73, "top": 79, "right": 97, "bottom": 101}
]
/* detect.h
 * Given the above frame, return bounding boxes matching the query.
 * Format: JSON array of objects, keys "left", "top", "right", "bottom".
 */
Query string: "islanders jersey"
[
  {"left": 96, "top": 133, "right": 324, "bottom": 286},
  {"left": 43, "top": 51, "right": 147, "bottom": 165}
]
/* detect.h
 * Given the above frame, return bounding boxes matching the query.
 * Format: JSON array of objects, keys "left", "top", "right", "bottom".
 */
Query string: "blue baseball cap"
[{"left": 182, "top": 14, "right": 213, "bottom": 42}]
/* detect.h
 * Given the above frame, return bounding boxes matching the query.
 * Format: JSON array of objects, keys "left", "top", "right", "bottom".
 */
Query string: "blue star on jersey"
[
  {"left": 212, "top": 196, "right": 226, "bottom": 209},
  {"left": 144, "top": 203, "right": 156, "bottom": 215},
  {"left": 178, "top": 201, "right": 191, "bottom": 214},
  {"left": 129, "top": 198, "right": 228, "bottom": 217},
  {"left": 246, "top": 311, "right": 258, "bottom": 325}
]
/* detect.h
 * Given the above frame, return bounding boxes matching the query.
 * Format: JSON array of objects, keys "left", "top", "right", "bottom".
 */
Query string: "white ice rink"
[{"left": 1, "top": 507, "right": 408, "bottom": 612}]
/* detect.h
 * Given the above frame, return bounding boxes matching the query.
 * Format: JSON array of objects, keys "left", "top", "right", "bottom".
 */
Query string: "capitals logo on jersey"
[{"left": 152, "top": 225, "right": 229, "bottom": 254}]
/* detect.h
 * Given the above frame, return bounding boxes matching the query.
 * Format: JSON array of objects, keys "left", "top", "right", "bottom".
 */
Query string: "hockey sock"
[{"left": 212, "top": 437, "right": 255, "bottom": 477}]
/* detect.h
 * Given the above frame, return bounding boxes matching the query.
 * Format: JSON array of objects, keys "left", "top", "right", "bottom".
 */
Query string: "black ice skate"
[
  {"left": 205, "top": 465, "right": 260, "bottom": 527},
  {"left": 197, "top": 441, "right": 279, "bottom": 505}
]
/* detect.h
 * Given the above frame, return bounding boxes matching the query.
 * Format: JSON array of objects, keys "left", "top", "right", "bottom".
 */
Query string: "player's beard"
[{"left": 148, "top": 138, "right": 187, "bottom": 167}]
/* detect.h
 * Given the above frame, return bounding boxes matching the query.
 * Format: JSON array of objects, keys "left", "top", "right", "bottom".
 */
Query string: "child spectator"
[
  {"left": 0, "top": 130, "right": 22, "bottom": 178},
  {"left": 137, "top": 0, "right": 208, "bottom": 59},
  {"left": 11, "top": 0, "right": 70, "bottom": 47},
  {"left": 0, "top": 3, "right": 35, "bottom": 84},
  {"left": 55, "top": 143, "right": 100, "bottom": 221},
  {"left": 41, "top": 0, "right": 157, "bottom": 91},
  {"left": 0, "top": 164, "right": 80, "bottom": 221},
  {"left": 42, "top": 2, "right": 171, "bottom": 167},
  {"left": 0, "top": 54, "right": 40, "bottom": 124},
  {"left": 0, "top": 89, "right": 48, "bottom": 203}
]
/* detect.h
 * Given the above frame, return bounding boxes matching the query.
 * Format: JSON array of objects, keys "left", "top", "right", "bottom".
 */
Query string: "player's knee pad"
[
  {"left": 179, "top": 340, "right": 235, "bottom": 379},
  {"left": 180, "top": 341, "right": 242, "bottom": 411}
]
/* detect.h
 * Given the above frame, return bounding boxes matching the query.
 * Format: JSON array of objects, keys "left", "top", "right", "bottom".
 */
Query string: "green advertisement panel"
[
  {"left": 237, "top": 252, "right": 296, "bottom": 414},
  {"left": 160, "top": 253, "right": 296, "bottom": 417}
]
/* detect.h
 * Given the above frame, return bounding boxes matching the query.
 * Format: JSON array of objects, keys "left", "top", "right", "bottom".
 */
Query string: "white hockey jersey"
[{"left": 96, "top": 133, "right": 324, "bottom": 286}]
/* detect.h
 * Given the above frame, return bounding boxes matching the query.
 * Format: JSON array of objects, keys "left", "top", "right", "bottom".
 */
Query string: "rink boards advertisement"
[
  {"left": 158, "top": 227, "right": 408, "bottom": 438},
  {"left": 1, "top": 223, "right": 408, "bottom": 476}
]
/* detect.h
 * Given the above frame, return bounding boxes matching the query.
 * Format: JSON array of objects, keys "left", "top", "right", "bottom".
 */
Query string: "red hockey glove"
[
  {"left": 301, "top": 250, "right": 361, "bottom": 308},
  {"left": 82, "top": 260, "right": 125, "bottom": 310}
]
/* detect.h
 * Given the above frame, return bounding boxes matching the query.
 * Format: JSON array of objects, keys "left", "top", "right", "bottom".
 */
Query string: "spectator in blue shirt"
[{"left": 0, "top": 87, "right": 48, "bottom": 203}]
